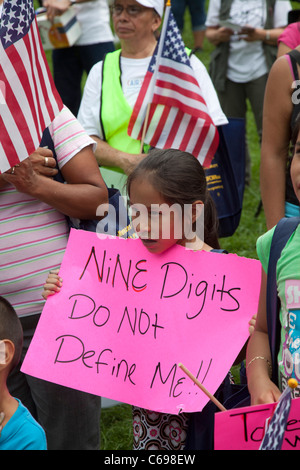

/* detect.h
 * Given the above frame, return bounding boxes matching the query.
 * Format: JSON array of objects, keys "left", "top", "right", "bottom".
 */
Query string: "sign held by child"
[{"left": 22, "top": 230, "right": 260, "bottom": 414}]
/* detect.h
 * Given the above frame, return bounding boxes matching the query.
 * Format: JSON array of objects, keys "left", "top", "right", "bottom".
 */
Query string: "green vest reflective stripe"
[{"left": 101, "top": 49, "right": 150, "bottom": 171}]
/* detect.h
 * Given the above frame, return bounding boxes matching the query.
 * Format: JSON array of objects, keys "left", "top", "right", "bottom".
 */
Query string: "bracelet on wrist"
[{"left": 247, "top": 356, "right": 272, "bottom": 375}]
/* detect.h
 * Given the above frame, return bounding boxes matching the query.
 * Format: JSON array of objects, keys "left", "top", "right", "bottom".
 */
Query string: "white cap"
[
  {"left": 135, "top": 0, "right": 164, "bottom": 17},
  {"left": 108, "top": 0, "right": 165, "bottom": 17}
]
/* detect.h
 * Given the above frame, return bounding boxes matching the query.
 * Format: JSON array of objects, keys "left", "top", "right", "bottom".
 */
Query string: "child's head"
[
  {"left": 291, "top": 114, "right": 300, "bottom": 204},
  {"left": 0, "top": 297, "right": 23, "bottom": 375},
  {"left": 127, "top": 148, "right": 220, "bottom": 253}
]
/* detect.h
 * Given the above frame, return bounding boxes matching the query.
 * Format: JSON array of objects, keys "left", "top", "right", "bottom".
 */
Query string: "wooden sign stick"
[{"left": 178, "top": 363, "right": 227, "bottom": 412}]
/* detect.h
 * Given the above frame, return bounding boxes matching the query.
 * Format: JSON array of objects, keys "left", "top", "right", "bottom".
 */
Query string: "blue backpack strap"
[
  {"left": 40, "top": 127, "right": 65, "bottom": 184},
  {"left": 267, "top": 217, "right": 300, "bottom": 384}
]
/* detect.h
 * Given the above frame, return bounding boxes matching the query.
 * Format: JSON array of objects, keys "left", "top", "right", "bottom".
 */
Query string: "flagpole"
[
  {"left": 140, "top": 104, "right": 151, "bottom": 152},
  {"left": 139, "top": 1, "right": 172, "bottom": 151},
  {"left": 178, "top": 363, "right": 227, "bottom": 412}
]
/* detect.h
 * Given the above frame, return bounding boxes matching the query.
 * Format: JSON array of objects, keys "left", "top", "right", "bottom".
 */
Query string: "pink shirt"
[
  {"left": 278, "top": 22, "right": 300, "bottom": 49},
  {"left": 0, "top": 106, "right": 95, "bottom": 317}
]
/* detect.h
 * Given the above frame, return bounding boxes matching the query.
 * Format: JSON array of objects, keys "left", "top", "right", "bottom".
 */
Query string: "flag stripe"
[
  {"left": 164, "top": 109, "right": 185, "bottom": 148},
  {"left": 149, "top": 106, "right": 172, "bottom": 147},
  {"left": 31, "top": 19, "right": 61, "bottom": 117},
  {"left": 27, "top": 22, "right": 51, "bottom": 128},
  {"left": 0, "top": 114, "right": 24, "bottom": 167},
  {"left": 177, "top": 115, "right": 196, "bottom": 151},
  {"left": 158, "top": 63, "right": 200, "bottom": 87},
  {"left": 155, "top": 77, "right": 207, "bottom": 109},
  {"left": 0, "top": 47, "right": 35, "bottom": 158},
  {"left": 154, "top": 64, "right": 208, "bottom": 107},
  {"left": 4, "top": 36, "right": 41, "bottom": 142},
  {"left": 152, "top": 93, "right": 213, "bottom": 122},
  {"left": 127, "top": 71, "right": 154, "bottom": 139},
  {"left": 13, "top": 37, "right": 42, "bottom": 137}
]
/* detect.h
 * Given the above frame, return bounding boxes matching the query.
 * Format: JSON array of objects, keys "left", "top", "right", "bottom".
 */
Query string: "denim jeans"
[
  {"left": 171, "top": 0, "right": 207, "bottom": 31},
  {"left": 52, "top": 41, "right": 115, "bottom": 116},
  {"left": 7, "top": 314, "right": 102, "bottom": 450}
]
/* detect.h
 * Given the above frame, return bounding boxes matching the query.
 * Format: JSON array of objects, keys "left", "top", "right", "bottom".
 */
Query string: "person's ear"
[
  {"left": 0, "top": 340, "right": 15, "bottom": 369},
  {"left": 152, "top": 13, "right": 162, "bottom": 33},
  {"left": 191, "top": 200, "right": 204, "bottom": 224}
]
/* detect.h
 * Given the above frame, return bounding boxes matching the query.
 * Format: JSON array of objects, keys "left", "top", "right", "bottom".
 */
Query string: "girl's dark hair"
[{"left": 127, "top": 148, "right": 220, "bottom": 249}]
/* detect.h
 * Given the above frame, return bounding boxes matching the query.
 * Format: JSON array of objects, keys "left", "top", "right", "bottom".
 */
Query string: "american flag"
[
  {"left": 0, "top": 0, "right": 63, "bottom": 173},
  {"left": 259, "top": 386, "right": 292, "bottom": 450},
  {"left": 127, "top": 6, "right": 219, "bottom": 168}
]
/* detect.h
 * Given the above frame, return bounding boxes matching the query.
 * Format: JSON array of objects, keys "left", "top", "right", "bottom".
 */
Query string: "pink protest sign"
[
  {"left": 215, "top": 397, "right": 300, "bottom": 450},
  {"left": 22, "top": 229, "right": 261, "bottom": 414}
]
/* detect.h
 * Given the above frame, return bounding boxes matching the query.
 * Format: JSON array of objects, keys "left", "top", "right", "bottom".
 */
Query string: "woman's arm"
[
  {"left": 260, "top": 56, "right": 293, "bottom": 229},
  {"left": 246, "top": 268, "right": 281, "bottom": 405},
  {"left": 91, "top": 135, "right": 146, "bottom": 176},
  {"left": 277, "top": 41, "right": 292, "bottom": 58},
  {"left": 2, "top": 145, "right": 108, "bottom": 220}
]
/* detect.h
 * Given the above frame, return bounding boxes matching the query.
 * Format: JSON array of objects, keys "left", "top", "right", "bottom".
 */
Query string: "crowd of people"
[{"left": 1, "top": 0, "right": 300, "bottom": 451}]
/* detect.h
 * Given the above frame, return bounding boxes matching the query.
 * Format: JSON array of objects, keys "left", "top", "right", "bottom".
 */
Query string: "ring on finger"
[
  {"left": 44, "top": 156, "right": 49, "bottom": 167},
  {"left": 11, "top": 166, "right": 15, "bottom": 174}
]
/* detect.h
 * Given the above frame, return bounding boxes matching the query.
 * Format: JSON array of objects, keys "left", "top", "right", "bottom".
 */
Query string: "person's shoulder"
[
  {"left": 268, "top": 52, "right": 293, "bottom": 81},
  {"left": 256, "top": 226, "right": 276, "bottom": 268},
  {"left": 257, "top": 225, "right": 277, "bottom": 245},
  {"left": 0, "top": 400, "right": 47, "bottom": 450},
  {"left": 16, "top": 401, "right": 47, "bottom": 450}
]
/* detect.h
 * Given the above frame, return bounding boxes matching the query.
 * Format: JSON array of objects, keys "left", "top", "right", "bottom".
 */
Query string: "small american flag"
[
  {"left": 127, "top": 5, "right": 219, "bottom": 167},
  {"left": 259, "top": 386, "right": 292, "bottom": 450},
  {"left": 0, "top": 0, "right": 63, "bottom": 172}
]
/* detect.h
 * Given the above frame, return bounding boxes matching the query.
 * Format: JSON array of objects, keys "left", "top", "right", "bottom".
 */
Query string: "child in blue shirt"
[{"left": 0, "top": 296, "right": 47, "bottom": 450}]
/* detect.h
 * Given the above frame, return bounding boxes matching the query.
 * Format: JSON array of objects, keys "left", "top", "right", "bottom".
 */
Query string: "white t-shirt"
[
  {"left": 206, "top": 0, "right": 291, "bottom": 82},
  {"left": 74, "top": 0, "right": 114, "bottom": 46},
  {"left": 77, "top": 53, "right": 228, "bottom": 140}
]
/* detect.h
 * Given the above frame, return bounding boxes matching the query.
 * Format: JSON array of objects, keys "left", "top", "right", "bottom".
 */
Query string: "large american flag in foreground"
[
  {"left": 0, "top": 0, "right": 63, "bottom": 172},
  {"left": 259, "top": 385, "right": 292, "bottom": 450},
  {"left": 127, "top": 6, "right": 219, "bottom": 168}
]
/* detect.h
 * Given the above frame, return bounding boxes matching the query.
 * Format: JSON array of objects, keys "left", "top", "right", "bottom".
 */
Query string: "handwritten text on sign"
[
  {"left": 215, "top": 397, "right": 300, "bottom": 450},
  {"left": 22, "top": 230, "right": 260, "bottom": 414}
]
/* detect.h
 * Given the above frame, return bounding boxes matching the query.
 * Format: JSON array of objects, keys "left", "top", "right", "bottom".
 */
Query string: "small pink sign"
[{"left": 215, "top": 397, "right": 300, "bottom": 450}]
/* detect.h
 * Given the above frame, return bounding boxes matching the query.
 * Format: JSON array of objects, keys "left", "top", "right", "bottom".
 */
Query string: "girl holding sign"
[
  {"left": 126, "top": 148, "right": 224, "bottom": 450},
  {"left": 43, "top": 149, "right": 254, "bottom": 450}
]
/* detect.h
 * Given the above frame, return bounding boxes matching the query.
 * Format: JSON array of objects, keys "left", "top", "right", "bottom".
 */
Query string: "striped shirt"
[{"left": 0, "top": 106, "right": 95, "bottom": 317}]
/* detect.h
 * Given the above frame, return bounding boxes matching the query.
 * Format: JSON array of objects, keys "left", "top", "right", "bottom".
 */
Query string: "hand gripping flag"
[
  {"left": 0, "top": 0, "right": 63, "bottom": 173},
  {"left": 127, "top": 4, "right": 219, "bottom": 168},
  {"left": 259, "top": 379, "right": 298, "bottom": 450}
]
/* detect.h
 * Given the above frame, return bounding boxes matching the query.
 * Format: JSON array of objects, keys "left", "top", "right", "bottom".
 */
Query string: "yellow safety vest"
[{"left": 100, "top": 49, "right": 150, "bottom": 174}]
